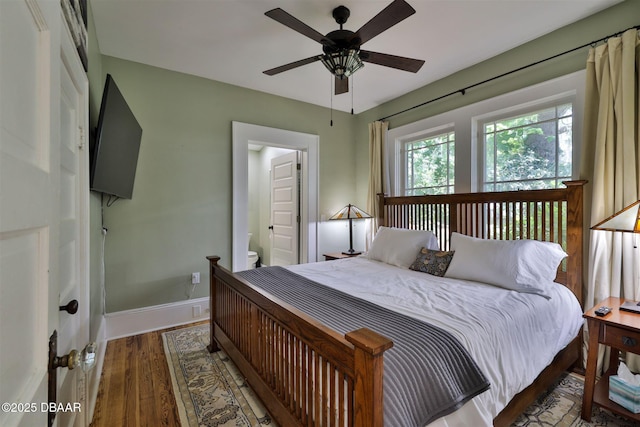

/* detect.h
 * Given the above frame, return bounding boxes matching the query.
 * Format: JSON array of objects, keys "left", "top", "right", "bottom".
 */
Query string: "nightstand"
[
  {"left": 323, "top": 252, "right": 360, "bottom": 261},
  {"left": 582, "top": 297, "right": 640, "bottom": 422}
]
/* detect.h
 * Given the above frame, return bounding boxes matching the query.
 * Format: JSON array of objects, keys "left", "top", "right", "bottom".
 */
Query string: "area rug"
[
  {"left": 164, "top": 324, "right": 634, "bottom": 427},
  {"left": 162, "top": 324, "right": 274, "bottom": 426},
  {"left": 513, "top": 372, "right": 636, "bottom": 427}
]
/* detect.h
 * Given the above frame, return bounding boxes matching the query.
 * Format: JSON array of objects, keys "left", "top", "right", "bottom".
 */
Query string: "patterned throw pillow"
[{"left": 409, "top": 248, "right": 455, "bottom": 276}]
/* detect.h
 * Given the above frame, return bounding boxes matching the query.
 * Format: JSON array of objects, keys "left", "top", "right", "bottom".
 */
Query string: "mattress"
[{"left": 286, "top": 256, "right": 584, "bottom": 427}]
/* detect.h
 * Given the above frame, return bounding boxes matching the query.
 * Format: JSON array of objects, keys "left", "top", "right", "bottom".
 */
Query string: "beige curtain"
[
  {"left": 582, "top": 28, "right": 640, "bottom": 372},
  {"left": 366, "top": 121, "right": 388, "bottom": 249}
]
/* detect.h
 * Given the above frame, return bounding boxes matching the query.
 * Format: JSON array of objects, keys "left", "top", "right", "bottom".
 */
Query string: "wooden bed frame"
[{"left": 207, "top": 180, "right": 586, "bottom": 427}]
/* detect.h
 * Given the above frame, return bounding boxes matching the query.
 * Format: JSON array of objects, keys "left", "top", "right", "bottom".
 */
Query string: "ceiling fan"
[{"left": 263, "top": 0, "right": 425, "bottom": 95}]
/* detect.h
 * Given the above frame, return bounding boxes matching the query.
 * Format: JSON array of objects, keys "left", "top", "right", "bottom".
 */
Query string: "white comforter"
[{"left": 287, "top": 256, "right": 583, "bottom": 427}]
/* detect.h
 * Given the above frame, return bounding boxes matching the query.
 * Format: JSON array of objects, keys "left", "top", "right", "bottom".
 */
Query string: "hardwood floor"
[{"left": 90, "top": 322, "right": 205, "bottom": 427}]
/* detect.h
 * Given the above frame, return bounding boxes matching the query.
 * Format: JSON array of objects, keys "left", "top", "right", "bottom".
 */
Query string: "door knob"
[
  {"left": 50, "top": 343, "right": 96, "bottom": 371},
  {"left": 48, "top": 332, "right": 95, "bottom": 426},
  {"left": 52, "top": 349, "right": 80, "bottom": 370},
  {"left": 59, "top": 299, "right": 78, "bottom": 314}
]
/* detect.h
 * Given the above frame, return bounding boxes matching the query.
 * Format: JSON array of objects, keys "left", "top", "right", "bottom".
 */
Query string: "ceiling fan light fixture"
[{"left": 320, "top": 49, "right": 363, "bottom": 79}]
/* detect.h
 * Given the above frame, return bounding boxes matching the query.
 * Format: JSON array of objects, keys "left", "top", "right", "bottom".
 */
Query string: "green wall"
[
  {"left": 88, "top": 0, "right": 639, "bottom": 318},
  {"left": 89, "top": 56, "right": 355, "bottom": 312}
]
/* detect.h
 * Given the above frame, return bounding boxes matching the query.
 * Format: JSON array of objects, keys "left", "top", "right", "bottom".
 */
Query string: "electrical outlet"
[
  {"left": 192, "top": 305, "right": 202, "bottom": 317},
  {"left": 191, "top": 272, "right": 200, "bottom": 284}
]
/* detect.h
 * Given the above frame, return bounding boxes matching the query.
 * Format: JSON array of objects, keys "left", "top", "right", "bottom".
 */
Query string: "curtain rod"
[{"left": 378, "top": 24, "right": 640, "bottom": 122}]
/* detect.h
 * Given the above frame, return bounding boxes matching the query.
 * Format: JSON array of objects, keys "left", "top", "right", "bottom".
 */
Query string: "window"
[
  {"left": 386, "top": 71, "right": 583, "bottom": 195},
  {"left": 481, "top": 102, "right": 572, "bottom": 192},
  {"left": 403, "top": 130, "right": 455, "bottom": 195}
]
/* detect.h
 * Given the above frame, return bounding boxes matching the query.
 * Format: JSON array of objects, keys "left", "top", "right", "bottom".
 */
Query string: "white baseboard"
[{"left": 105, "top": 297, "right": 210, "bottom": 340}]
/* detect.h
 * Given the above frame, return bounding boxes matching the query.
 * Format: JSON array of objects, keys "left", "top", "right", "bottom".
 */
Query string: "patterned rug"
[
  {"left": 512, "top": 372, "right": 636, "bottom": 427},
  {"left": 164, "top": 324, "right": 635, "bottom": 427},
  {"left": 162, "top": 324, "right": 274, "bottom": 426}
]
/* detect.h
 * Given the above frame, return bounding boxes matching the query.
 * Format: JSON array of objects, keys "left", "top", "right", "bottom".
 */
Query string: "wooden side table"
[
  {"left": 582, "top": 297, "right": 640, "bottom": 422},
  {"left": 323, "top": 252, "right": 361, "bottom": 261}
]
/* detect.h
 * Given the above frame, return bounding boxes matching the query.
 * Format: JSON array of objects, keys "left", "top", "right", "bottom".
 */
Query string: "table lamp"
[
  {"left": 329, "top": 204, "right": 372, "bottom": 255},
  {"left": 591, "top": 200, "right": 640, "bottom": 313}
]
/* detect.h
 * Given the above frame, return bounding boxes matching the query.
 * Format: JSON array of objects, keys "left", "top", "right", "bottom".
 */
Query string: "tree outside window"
[
  {"left": 403, "top": 131, "right": 455, "bottom": 196},
  {"left": 482, "top": 103, "right": 572, "bottom": 191}
]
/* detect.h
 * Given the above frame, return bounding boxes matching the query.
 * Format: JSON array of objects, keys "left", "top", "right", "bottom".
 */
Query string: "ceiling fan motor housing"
[
  {"left": 321, "top": 7, "right": 364, "bottom": 81},
  {"left": 322, "top": 30, "right": 360, "bottom": 54}
]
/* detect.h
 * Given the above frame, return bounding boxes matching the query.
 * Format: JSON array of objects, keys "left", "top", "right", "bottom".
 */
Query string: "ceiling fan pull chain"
[
  {"left": 351, "top": 76, "right": 355, "bottom": 115},
  {"left": 330, "top": 74, "right": 334, "bottom": 126}
]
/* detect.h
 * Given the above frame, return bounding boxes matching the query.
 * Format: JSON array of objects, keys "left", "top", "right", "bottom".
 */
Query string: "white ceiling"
[{"left": 91, "top": 0, "right": 621, "bottom": 113}]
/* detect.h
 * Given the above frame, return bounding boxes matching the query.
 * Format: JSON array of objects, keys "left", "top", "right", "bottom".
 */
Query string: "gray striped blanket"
[{"left": 237, "top": 266, "right": 490, "bottom": 427}]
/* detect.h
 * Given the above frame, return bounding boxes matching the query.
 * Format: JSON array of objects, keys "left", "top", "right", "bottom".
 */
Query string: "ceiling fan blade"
[
  {"left": 265, "top": 8, "right": 335, "bottom": 47},
  {"left": 335, "top": 76, "right": 349, "bottom": 95},
  {"left": 350, "top": 0, "right": 416, "bottom": 46},
  {"left": 360, "top": 50, "right": 425, "bottom": 73},
  {"left": 263, "top": 55, "right": 322, "bottom": 76}
]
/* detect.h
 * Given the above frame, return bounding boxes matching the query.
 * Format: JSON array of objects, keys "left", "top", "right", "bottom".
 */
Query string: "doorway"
[
  {"left": 249, "top": 147, "right": 300, "bottom": 267},
  {"left": 232, "top": 122, "right": 319, "bottom": 272}
]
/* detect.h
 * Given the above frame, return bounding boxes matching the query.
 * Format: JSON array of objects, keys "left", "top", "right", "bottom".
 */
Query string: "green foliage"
[
  {"left": 484, "top": 104, "right": 572, "bottom": 191},
  {"left": 405, "top": 132, "right": 454, "bottom": 195}
]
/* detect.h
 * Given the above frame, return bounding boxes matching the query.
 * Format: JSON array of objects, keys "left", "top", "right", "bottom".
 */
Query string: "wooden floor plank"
[
  {"left": 139, "top": 333, "right": 159, "bottom": 425},
  {"left": 90, "top": 322, "right": 205, "bottom": 427},
  {"left": 123, "top": 336, "right": 141, "bottom": 427},
  {"left": 105, "top": 333, "right": 127, "bottom": 427}
]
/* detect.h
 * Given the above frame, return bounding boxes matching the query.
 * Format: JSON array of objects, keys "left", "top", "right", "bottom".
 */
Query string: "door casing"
[{"left": 232, "top": 122, "right": 318, "bottom": 272}]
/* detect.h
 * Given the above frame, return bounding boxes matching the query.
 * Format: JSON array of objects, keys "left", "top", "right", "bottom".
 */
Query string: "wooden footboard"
[{"left": 206, "top": 255, "right": 393, "bottom": 427}]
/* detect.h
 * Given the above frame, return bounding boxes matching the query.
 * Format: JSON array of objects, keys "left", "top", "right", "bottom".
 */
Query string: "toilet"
[{"left": 248, "top": 233, "right": 259, "bottom": 269}]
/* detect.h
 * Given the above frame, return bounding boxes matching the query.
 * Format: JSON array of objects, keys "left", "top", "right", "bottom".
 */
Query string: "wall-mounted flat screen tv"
[{"left": 90, "top": 74, "right": 142, "bottom": 199}]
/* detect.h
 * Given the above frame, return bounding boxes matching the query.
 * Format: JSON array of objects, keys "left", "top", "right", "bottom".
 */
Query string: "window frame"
[{"left": 386, "top": 70, "right": 584, "bottom": 196}]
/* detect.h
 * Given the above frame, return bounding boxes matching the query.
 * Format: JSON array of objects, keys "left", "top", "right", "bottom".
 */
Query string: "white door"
[
  {"left": 57, "top": 23, "right": 90, "bottom": 427},
  {"left": 269, "top": 151, "right": 300, "bottom": 266},
  {"left": 0, "top": 2, "right": 89, "bottom": 427},
  {"left": 0, "top": 2, "right": 54, "bottom": 426}
]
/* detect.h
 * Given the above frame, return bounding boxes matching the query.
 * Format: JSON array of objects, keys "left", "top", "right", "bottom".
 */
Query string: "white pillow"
[
  {"left": 443, "top": 232, "right": 567, "bottom": 298},
  {"left": 366, "top": 227, "right": 440, "bottom": 268}
]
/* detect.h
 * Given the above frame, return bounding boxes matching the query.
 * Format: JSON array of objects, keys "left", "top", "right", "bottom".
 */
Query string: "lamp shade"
[
  {"left": 591, "top": 200, "right": 640, "bottom": 233},
  {"left": 329, "top": 204, "right": 371, "bottom": 220},
  {"left": 320, "top": 49, "right": 364, "bottom": 79}
]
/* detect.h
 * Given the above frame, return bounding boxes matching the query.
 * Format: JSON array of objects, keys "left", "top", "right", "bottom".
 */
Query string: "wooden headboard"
[{"left": 378, "top": 181, "right": 586, "bottom": 307}]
